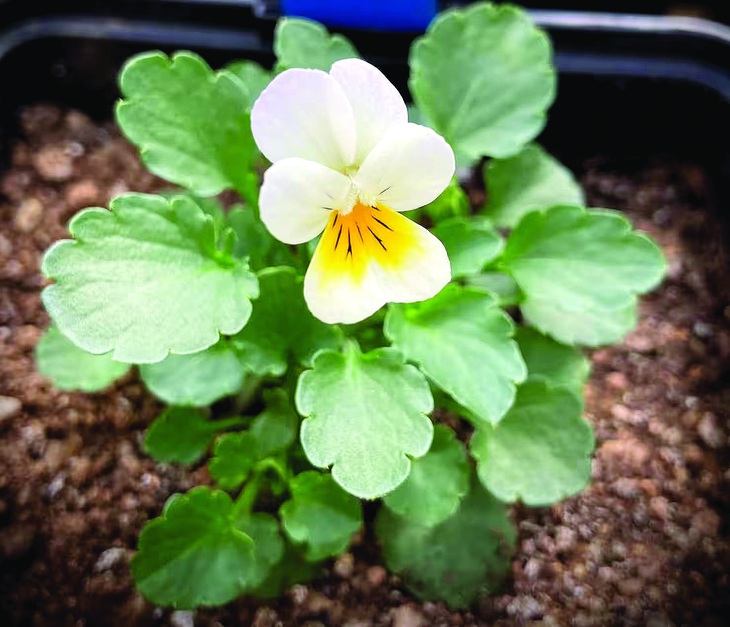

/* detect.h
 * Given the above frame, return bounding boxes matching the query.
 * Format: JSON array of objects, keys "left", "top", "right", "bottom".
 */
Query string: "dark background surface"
[
  {"left": 0, "top": 1, "right": 730, "bottom": 27},
  {"left": 0, "top": 0, "right": 729, "bottom": 214}
]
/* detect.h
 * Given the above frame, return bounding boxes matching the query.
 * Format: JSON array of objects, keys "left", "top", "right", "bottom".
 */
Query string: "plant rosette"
[{"left": 35, "top": 2, "right": 666, "bottom": 611}]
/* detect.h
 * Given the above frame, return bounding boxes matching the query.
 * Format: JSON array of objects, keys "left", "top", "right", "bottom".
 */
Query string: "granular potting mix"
[{"left": 0, "top": 105, "right": 729, "bottom": 626}]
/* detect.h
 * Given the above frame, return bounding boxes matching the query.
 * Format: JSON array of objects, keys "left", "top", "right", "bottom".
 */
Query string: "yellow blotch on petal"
[{"left": 311, "top": 202, "right": 421, "bottom": 285}]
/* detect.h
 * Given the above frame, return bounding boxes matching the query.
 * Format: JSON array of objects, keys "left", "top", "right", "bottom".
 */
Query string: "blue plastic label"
[{"left": 281, "top": 0, "right": 437, "bottom": 31}]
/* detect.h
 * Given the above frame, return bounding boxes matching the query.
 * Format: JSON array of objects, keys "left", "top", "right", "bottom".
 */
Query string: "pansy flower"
[{"left": 251, "top": 59, "right": 455, "bottom": 324}]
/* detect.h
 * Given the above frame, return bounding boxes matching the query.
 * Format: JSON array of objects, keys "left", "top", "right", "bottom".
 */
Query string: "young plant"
[{"left": 35, "top": 2, "right": 666, "bottom": 610}]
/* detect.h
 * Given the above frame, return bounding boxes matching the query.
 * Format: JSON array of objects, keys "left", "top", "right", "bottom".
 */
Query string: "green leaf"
[
  {"left": 274, "top": 17, "right": 358, "bottom": 71},
  {"left": 140, "top": 340, "right": 247, "bottom": 406},
  {"left": 377, "top": 479, "right": 515, "bottom": 609},
  {"left": 253, "top": 540, "right": 321, "bottom": 598},
  {"left": 233, "top": 267, "right": 340, "bottom": 376},
  {"left": 385, "top": 285, "right": 526, "bottom": 426},
  {"left": 227, "top": 206, "right": 270, "bottom": 265},
  {"left": 296, "top": 346, "right": 434, "bottom": 499},
  {"left": 500, "top": 205, "right": 666, "bottom": 346},
  {"left": 41, "top": 193, "right": 259, "bottom": 364},
  {"left": 515, "top": 326, "right": 589, "bottom": 397},
  {"left": 471, "top": 379, "right": 594, "bottom": 506},
  {"left": 35, "top": 325, "right": 129, "bottom": 392},
  {"left": 144, "top": 407, "right": 242, "bottom": 465},
  {"left": 131, "top": 487, "right": 256, "bottom": 608},
  {"left": 117, "top": 51, "right": 256, "bottom": 196},
  {"left": 157, "top": 191, "right": 233, "bottom": 257},
  {"left": 224, "top": 61, "right": 272, "bottom": 109},
  {"left": 431, "top": 217, "right": 503, "bottom": 278},
  {"left": 484, "top": 143, "right": 584, "bottom": 228},
  {"left": 464, "top": 272, "right": 521, "bottom": 307},
  {"left": 250, "top": 389, "right": 299, "bottom": 458},
  {"left": 420, "top": 179, "right": 471, "bottom": 223},
  {"left": 227, "top": 206, "right": 295, "bottom": 270},
  {"left": 409, "top": 3, "right": 555, "bottom": 161},
  {"left": 175, "top": 193, "right": 227, "bottom": 233},
  {"left": 209, "top": 432, "right": 259, "bottom": 491},
  {"left": 408, "top": 103, "right": 434, "bottom": 128},
  {"left": 383, "top": 424, "right": 469, "bottom": 527},
  {"left": 280, "top": 471, "right": 362, "bottom": 561},
  {"left": 525, "top": 301, "right": 638, "bottom": 348},
  {"left": 235, "top": 513, "right": 286, "bottom": 590}
]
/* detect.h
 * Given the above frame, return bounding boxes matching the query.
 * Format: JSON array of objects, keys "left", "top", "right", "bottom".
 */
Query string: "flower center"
[
  {"left": 312, "top": 202, "right": 420, "bottom": 284},
  {"left": 339, "top": 173, "right": 377, "bottom": 216}
]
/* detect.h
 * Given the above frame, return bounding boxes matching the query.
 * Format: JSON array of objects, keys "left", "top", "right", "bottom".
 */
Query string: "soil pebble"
[{"left": 0, "top": 396, "right": 22, "bottom": 423}]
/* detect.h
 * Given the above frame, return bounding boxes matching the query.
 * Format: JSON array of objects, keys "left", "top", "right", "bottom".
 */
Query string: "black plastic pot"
[
  {"left": 1, "top": 2, "right": 730, "bottom": 220},
  {"left": 1, "top": 3, "right": 730, "bottom": 620}
]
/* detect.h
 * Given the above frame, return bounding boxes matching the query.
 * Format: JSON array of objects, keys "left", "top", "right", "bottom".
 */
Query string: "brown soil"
[{"left": 1, "top": 106, "right": 729, "bottom": 627}]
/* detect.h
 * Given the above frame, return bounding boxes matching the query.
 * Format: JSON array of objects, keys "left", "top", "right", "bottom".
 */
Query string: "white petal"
[
  {"left": 372, "top": 224, "right": 451, "bottom": 305},
  {"left": 259, "top": 158, "right": 352, "bottom": 245},
  {"left": 329, "top": 59, "right": 408, "bottom": 165},
  {"left": 354, "top": 123, "right": 455, "bottom": 212},
  {"left": 305, "top": 262, "right": 386, "bottom": 325},
  {"left": 251, "top": 68, "right": 356, "bottom": 170},
  {"left": 303, "top": 205, "right": 451, "bottom": 324}
]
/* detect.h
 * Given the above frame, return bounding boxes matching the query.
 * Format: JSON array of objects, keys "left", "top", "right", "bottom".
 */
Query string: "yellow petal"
[{"left": 304, "top": 203, "right": 451, "bottom": 324}]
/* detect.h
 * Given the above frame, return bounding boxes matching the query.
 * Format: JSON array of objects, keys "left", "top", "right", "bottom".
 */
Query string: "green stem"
[
  {"left": 297, "top": 242, "right": 312, "bottom": 267},
  {"left": 210, "top": 415, "right": 249, "bottom": 432},
  {"left": 237, "top": 171, "right": 261, "bottom": 216},
  {"left": 233, "top": 374, "right": 263, "bottom": 414},
  {"left": 254, "top": 457, "right": 290, "bottom": 484},
  {"left": 345, "top": 309, "right": 388, "bottom": 352},
  {"left": 232, "top": 471, "right": 266, "bottom": 520},
  {"left": 343, "top": 337, "right": 361, "bottom": 356}
]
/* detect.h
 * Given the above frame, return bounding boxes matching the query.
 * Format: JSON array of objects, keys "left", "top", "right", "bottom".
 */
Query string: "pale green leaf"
[
  {"left": 117, "top": 51, "right": 256, "bottom": 196},
  {"left": 35, "top": 325, "right": 129, "bottom": 392},
  {"left": 500, "top": 205, "right": 666, "bottom": 346},
  {"left": 515, "top": 326, "right": 589, "bottom": 396},
  {"left": 296, "top": 346, "right": 434, "bottom": 499},
  {"left": 377, "top": 479, "right": 515, "bottom": 609},
  {"left": 484, "top": 143, "right": 584, "bottom": 227},
  {"left": 383, "top": 424, "right": 469, "bottom": 527},
  {"left": 224, "top": 61, "right": 272, "bottom": 108},
  {"left": 280, "top": 471, "right": 362, "bottom": 561},
  {"left": 250, "top": 389, "right": 299, "bottom": 458},
  {"left": 407, "top": 103, "right": 434, "bottom": 128},
  {"left": 176, "top": 193, "right": 226, "bottom": 233},
  {"left": 275, "top": 17, "right": 358, "bottom": 71},
  {"left": 471, "top": 379, "right": 594, "bottom": 506},
  {"left": 385, "top": 285, "right": 526, "bottom": 426},
  {"left": 227, "top": 206, "right": 296, "bottom": 270},
  {"left": 131, "top": 487, "right": 256, "bottom": 608},
  {"left": 232, "top": 267, "right": 340, "bottom": 376},
  {"left": 521, "top": 300, "right": 638, "bottom": 348},
  {"left": 41, "top": 193, "right": 258, "bottom": 364},
  {"left": 156, "top": 191, "right": 230, "bottom": 257},
  {"left": 140, "top": 340, "right": 247, "bottom": 406},
  {"left": 409, "top": 3, "right": 555, "bottom": 160},
  {"left": 465, "top": 272, "right": 521, "bottom": 307},
  {"left": 209, "top": 432, "right": 259, "bottom": 491},
  {"left": 144, "top": 407, "right": 242, "bottom": 465},
  {"left": 431, "top": 217, "right": 503, "bottom": 278}
]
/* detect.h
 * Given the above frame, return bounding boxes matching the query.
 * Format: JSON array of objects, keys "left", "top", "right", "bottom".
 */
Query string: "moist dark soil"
[{"left": 1, "top": 105, "right": 729, "bottom": 627}]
